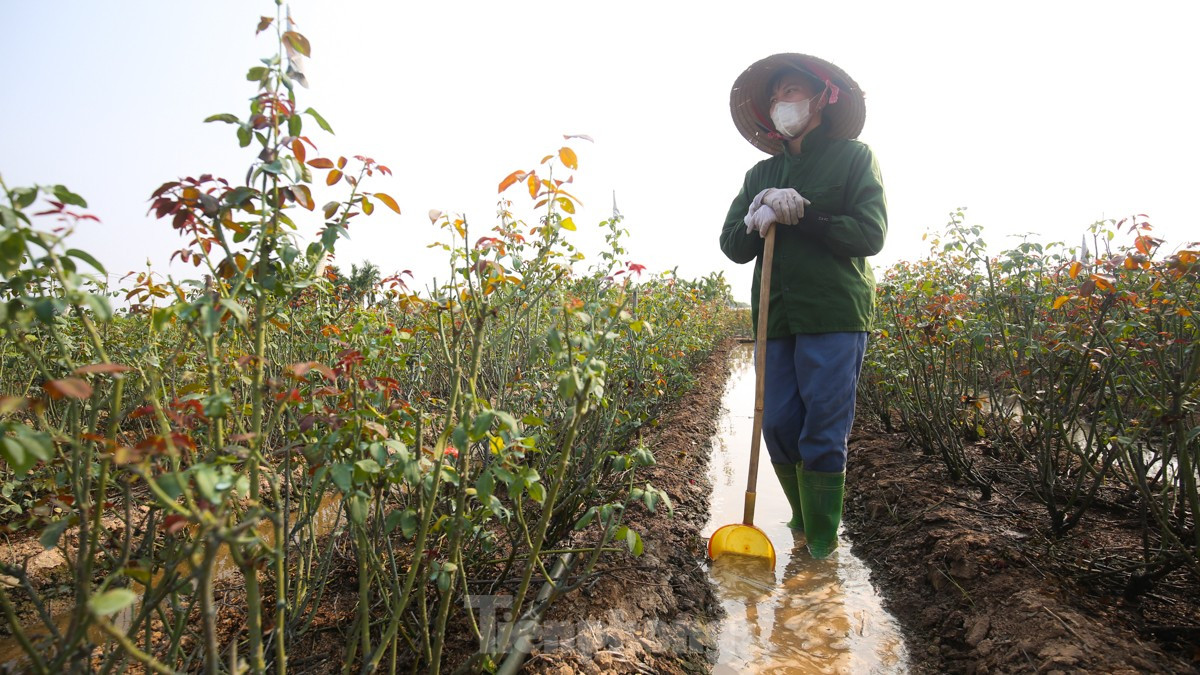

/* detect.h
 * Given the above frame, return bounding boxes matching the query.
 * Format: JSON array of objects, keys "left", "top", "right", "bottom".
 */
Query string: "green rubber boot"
[
  {"left": 799, "top": 469, "right": 845, "bottom": 559},
  {"left": 771, "top": 462, "right": 804, "bottom": 530}
]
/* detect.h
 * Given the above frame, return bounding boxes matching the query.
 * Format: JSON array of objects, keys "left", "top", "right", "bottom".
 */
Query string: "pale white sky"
[{"left": 2, "top": 1, "right": 1197, "bottom": 302}]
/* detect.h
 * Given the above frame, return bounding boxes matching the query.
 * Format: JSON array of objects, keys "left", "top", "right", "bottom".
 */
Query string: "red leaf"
[
  {"left": 44, "top": 378, "right": 93, "bottom": 400},
  {"left": 164, "top": 514, "right": 188, "bottom": 534},
  {"left": 308, "top": 157, "right": 335, "bottom": 169}
]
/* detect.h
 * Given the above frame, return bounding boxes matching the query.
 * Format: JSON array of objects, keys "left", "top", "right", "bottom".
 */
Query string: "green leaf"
[
  {"left": 39, "top": 518, "right": 71, "bottom": 549},
  {"left": 471, "top": 411, "right": 495, "bottom": 438},
  {"left": 287, "top": 114, "right": 302, "bottom": 137},
  {"left": 218, "top": 298, "right": 248, "bottom": 325},
  {"left": 11, "top": 187, "right": 37, "bottom": 209},
  {"left": 527, "top": 481, "right": 546, "bottom": 504},
  {"left": 330, "top": 463, "right": 353, "bottom": 493},
  {"left": 64, "top": 248, "right": 106, "bottom": 274},
  {"left": 1, "top": 438, "right": 30, "bottom": 476},
  {"left": 354, "top": 458, "right": 380, "bottom": 480},
  {"left": 521, "top": 414, "right": 544, "bottom": 427},
  {"left": 32, "top": 297, "right": 65, "bottom": 324},
  {"left": 151, "top": 304, "right": 178, "bottom": 332},
  {"left": 52, "top": 185, "right": 87, "bottom": 208},
  {"left": 304, "top": 107, "right": 334, "bottom": 134},
  {"left": 283, "top": 31, "right": 311, "bottom": 57},
  {"left": 88, "top": 588, "right": 137, "bottom": 617},
  {"left": 476, "top": 470, "right": 494, "bottom": 505},
  {"left": 192, "top": 465, "right": 218, "bottom": 502},
  {"left": 204, "top": 113, "right": 240, "bottom": 125},
  {"left": 156, "top": 472, "right": 186, "bottom": 501},
  {"left": 399, "top": 509, "right": 418, "bottom": 538},
  {"left": 384, "top": 510, "right": 402, "bottom": 534},
  {"left": 224, "top": 186, "right": 257, "bottom": 206},
  {"left": 82, "top": 293, "right": 113, "bottom": 322},
  {"left": 237, "top": 126, "right": 252, "bottom": 148},
  {"left": 573, "top": 506, "right": 597, "bottom": 530},
  {"left": 616, "top": 525, "right": 643, "bottom": 557},
  {"left": 245, "top": 66, "right": 268, "bottom": 82}
]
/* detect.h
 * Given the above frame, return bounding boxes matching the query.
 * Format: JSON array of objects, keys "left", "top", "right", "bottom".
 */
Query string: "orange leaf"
[
  {"left": 308, "top": 157, "right": 334, "bottom": 169},
  {"left": 373, "top": 192, "right": 401, "bottom": 215},
  {"left": 498, "top": 171, "right": 526, "bottom": 194},
  {"left": 1090, "top": 274, "right": 1115, "bottom": 292},
  {"left": 527, "top": 174, "right": 539, "bottom": 199},
  {"left": 558, "top": 146, "right": 578, "bottom": 170},
  {"left": 1052, "top": 295, "right": 1070, "bottom": 310},
  {"left": 1178, "top": 307, "right": 1193, "bottom": 317},
  {"left": 73, "top": 363, "right": 132, "bottom": 376},
  {"left": 44, "top": 378, "right": 93, "bottom": 400},
  {"left": 291, "top": 138, "right": 307, "bottom": 164},
  {"left": 256, "top": 16, "right": 274, "bottom": 34},
  {"left": 362, "top": 195, "right": 374, "bottom": 215},
  {"left": 326, "top": 169, "right": 342, "bottom": 186},
  {"left": 1067, "top": 261, "right": 1083, "bottom": 279},
  {"left": 337, "top": 156, "right": 347, "bottom": 169}
]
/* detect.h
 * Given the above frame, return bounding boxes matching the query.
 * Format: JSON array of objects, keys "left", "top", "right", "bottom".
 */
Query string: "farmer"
[{"left": 720, "top": 54, "right": 886, "bottom": 558}]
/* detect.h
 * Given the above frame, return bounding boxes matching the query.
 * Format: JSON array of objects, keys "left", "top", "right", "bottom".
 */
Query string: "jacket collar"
[{"left": 782, "top": 123, "right": 831, "bottom": 158}]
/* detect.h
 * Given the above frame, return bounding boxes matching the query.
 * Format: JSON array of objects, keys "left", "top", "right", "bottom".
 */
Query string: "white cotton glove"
[
  {"left": 761, "top": 188, "right": 809, "bottom": 225},
  {"left": 744, "top": 202, "right": 778, "bottom": 238}
]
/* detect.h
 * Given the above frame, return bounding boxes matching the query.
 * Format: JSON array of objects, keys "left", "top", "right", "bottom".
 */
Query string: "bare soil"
[{"left": 843, "top": 423, "right": 1200, "bottom": 674}]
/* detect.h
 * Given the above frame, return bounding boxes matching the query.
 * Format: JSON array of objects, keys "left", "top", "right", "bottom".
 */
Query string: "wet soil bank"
[
  {"left": 523, "top": 339, "right": 736, "bottom": 674},
  {"left": 844, "top": 424, "right": 1200, "bottom": 674}
]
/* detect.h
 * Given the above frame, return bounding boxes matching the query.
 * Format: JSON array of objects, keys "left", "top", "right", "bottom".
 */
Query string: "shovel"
[{"left": 708, "top": 225, "right": 777, "bottom": 568}]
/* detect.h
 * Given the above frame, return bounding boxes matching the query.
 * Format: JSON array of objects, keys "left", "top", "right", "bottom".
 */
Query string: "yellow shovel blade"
[{"left": 708, "top": 523, "right": 776, "bottom": 568}]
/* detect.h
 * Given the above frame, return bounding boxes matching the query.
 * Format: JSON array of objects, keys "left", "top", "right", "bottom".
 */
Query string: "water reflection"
[{"left": 706, "top": 344, "right": 907, "bottom": 673}]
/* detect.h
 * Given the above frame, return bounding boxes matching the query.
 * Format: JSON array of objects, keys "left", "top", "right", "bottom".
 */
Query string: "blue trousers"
[{"left": 761, "top": 332, "right": 868, "bottom": 472}]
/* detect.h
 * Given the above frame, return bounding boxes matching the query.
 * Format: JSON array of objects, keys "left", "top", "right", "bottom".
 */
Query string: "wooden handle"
[{"left": 744, "top": 226, "right": 775, "bottom": 525}]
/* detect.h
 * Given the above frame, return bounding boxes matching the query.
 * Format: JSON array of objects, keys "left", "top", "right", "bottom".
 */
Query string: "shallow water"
[{"left": 703, "top": 343, "right": 909, "bottom": 674}]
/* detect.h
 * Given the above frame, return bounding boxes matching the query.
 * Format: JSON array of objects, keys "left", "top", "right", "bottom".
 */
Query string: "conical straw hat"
[{"left": 730, "top": 53, "right": 867, "bottom": 155}]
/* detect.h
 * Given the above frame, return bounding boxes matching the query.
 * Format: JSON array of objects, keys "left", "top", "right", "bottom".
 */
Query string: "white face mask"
[{"left": 770, "top": 94, "right": 816, "bottom": 138}]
